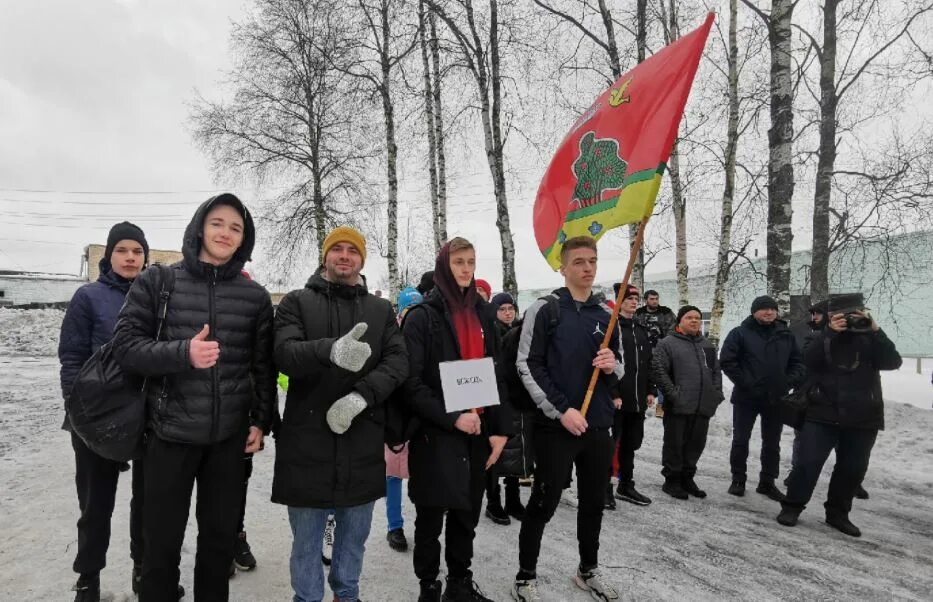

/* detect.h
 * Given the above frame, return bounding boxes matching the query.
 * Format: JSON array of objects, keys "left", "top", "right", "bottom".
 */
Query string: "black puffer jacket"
[
  {"left": 651, "top": 331, "right": 724, "bottom": 418},
  {"left": 615, "top": 315, "right": 654, "bottom": 414},
  {"left": 401, "top": 292, "right": 512, "bottom": 510},
  {"left": 271, "top": 270, "right": 409, "bottom": 508},
  {"left": 720, "top": 316, "right": 806, "bottom": 407},
  {"left": 495, "top": 318, "right": 534, "bottom": 479},
  {"left": 634, "top": 305, "right": 676, "bottom": 347},
  {"left": 113, "top": 194, "right": 277, "bottom": 444},
  {"left": 804, "top": 328, "right": 901, "bottom": 430}
]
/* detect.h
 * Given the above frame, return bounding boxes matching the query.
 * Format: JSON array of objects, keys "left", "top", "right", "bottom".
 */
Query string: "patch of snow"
[{"left": 0, "top": 308, "right": 64, "bottom": 357}]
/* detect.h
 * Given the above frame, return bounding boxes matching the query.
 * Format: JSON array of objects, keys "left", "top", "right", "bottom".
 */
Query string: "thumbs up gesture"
[
  {"left": 330, "top": 322, "right": 371, "bottom": 372},
  {"left": 189, "top": 324, "right": 220, "bottom": 369}
]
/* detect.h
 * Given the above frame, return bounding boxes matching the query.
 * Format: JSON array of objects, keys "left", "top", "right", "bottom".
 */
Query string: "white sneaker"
[
  {"left": 559, "top": 487, "right": 579, "bottom": 508},
  {"left": 573, "top": 567, "right": 619, "bottom": 601},
  {"left": 322, "top": 515, "right": 335, "bottom": 566},
  {"left": 511, "top": 578, "right": 542, "bottom": 601}
]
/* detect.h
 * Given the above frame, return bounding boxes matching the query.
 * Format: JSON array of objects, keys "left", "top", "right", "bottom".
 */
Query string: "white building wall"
[{"left": 0, "top": 276, "right": 84, "bottom": 306}]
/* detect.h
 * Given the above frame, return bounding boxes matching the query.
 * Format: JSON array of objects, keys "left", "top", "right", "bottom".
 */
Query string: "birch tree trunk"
[
  {"left": 809, "top": 0, "right": 838, "bottom": 303},
  {"left": 377, "top": 0, "right": 401, "bottom": 298},
  {"left": 765, "top": 0, "right": 796, "bottom": 315},
  {"left": 488, "top": 0, "right": 518, "bottom": 295},
  {"left": 709, "top": 0, "right": 741, "bottom": 347},
  {"left": 661, "top": 0, "right": 688, "bottom": 304},
  {"left": 629, "top": 0, "right": 648, "bottom": 292},
  {"left": 419, "top": 0, "right": 442, "bottom": 252},
  {"left": 429, "top": 9, "right": 448, "bottom": 243}
]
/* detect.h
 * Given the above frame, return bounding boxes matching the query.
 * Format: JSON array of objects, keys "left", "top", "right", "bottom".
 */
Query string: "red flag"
[{"left": 533, "top": 13, "right": 714, "bottom": 269}]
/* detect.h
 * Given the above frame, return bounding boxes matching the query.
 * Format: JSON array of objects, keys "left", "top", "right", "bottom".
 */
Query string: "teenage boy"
[{"left": 513, "top": 236, "right": 623, "bottom": 601}]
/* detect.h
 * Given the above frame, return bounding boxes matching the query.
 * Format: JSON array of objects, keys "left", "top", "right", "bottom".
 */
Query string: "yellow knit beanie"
[{"left": 321, "top": 226, "right": 367, "bottom": 266}]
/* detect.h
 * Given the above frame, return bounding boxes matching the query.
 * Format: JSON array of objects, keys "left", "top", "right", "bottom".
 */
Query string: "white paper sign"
[{"left": 438, "top": 357, "right": 500, "bottom": 413}]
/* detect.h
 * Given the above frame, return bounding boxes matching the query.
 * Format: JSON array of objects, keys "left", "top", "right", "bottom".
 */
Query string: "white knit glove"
[
  {"left": 326, "top": 392, "right": 368, "bottom": 434},
  {"left": 330, "top": 323, "right": 371, "bottom": 372}
]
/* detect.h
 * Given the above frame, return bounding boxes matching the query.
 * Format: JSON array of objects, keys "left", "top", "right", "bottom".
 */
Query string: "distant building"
[
  {"left": 0, "top": 270, "right": 84, "bottom": 307},
  {"left": 83, "top": 244, "right": 184, "bottom": 282}
]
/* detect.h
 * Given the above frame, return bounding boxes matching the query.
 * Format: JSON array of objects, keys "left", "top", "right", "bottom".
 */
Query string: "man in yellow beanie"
[
  {"left": 321, "top": 226, "right": 367, "bottom": 269},
  {"left": 274, "top": 224, "right": 408, "bottom": 602}
]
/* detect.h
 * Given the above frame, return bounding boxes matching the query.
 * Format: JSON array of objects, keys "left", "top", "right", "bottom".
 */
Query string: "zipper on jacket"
[{"left": 209, "top": 267, "right": 220, "bottom": 443}]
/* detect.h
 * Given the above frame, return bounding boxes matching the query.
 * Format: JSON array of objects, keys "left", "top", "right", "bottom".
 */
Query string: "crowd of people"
[{"left": 58, "top": 194, "right": 903, "bottom": 602}]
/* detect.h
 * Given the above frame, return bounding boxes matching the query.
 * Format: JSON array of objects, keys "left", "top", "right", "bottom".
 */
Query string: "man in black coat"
[
  {"left": 777, "top": 302, "right": 901, "bottom": 537},
  {"left": 720, "top": 295, "right": 806, "bottom": 501},
  {"left": 113, "top": 194, "right": 277, "bottom": 601},
  {"left": 611, "top": 284, "right": 656, "bottom": 508},
  {"left": 59, "top": 222, "right": 150, "bottom": 602},
  {"left": 273, "top": 226, "right": 409, "bottom": 602}
]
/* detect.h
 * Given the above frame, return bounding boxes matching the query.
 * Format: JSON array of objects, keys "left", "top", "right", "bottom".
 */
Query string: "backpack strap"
[
  {"left": 152, "top": 264, "right": 176, "bottom": 341},
  {"left": 538, "top": 294, "right": 560, "bottom": 336}
]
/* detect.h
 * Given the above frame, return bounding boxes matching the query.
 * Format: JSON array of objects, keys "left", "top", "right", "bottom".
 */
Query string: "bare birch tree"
[
  {"left": 743, "top": 0, "right": 796, "bottom": 316},
  {"left": 190, "top": 0, "right": 376, "bottom": 266},
  {"left": 426, "top": 0, "right": 519, "bottom": 295},
  {"left": 796, "top": 0, "right": 933, "bottom": 301}
]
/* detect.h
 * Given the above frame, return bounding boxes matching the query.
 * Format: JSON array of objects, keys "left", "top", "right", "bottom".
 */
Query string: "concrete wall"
[{"left": 0, "top": 275, "right": 84, "bottom": 306}]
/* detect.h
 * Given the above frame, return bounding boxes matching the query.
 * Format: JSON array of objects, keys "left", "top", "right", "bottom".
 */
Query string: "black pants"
[
  {"left": 485, "top": 472, "right": 519, "bottom": 501},
  {"left": 661, "top": 413, "right": 710, "bottom": 480},
  {"left": 140, "top": 432, "right": 245, "bottom": 602},
  {"left": 613, "top": 413, "right": 645, "bottom": 483},
  {"left": 784, "top": 421, "right": 877, "bottom": 515},
  {"left": 518, "top": 426, "right": 613, "bottom": 575},
  {"left": 730, "top": 402, "right": 783, "bottom": 482},
  {"left": 237, "top": 453, "right": 254, "bottom": 533},
  {"left": 71, "top": 432, "right": 143, "bottom": 576},
  {"left": 413, "top": 439, "right": 486, "bottom": 583}
]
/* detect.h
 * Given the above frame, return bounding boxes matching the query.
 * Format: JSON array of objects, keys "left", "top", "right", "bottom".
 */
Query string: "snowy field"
[{"left": 1, "top": 308, "right": 931, "bottom": 601}]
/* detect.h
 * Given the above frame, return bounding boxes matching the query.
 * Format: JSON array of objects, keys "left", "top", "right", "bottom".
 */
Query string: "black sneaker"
[
  {"left": 728, "top": 480, "right": 746, "bottom": 496},
  {"left": 604, "top": 483, "right": 617, "bottom": 510},
  {"left": 442, "top": 577, "right": 493, "bottom": 602},
  {"left": 419, "top": 579, "right": 442, "bottom": 602},
  {"left": 826, "top": 513, "right": 862, "bottom": 537},
  {"left": 682, "top": 477, "right": 707, "bottom": 498},
  {"left": 776, "top": 507, "right": 800, "bottom": 527},
  {"left": 234, "top": 531, "right": 257, "bottom": 571},
  {"left": 854, "top": 484, "right": 869, "bottom": 500},
  {"left": 756, "top": 481, "right": 787, "bottom": 502},
  {"left": 662, "top": 479, "right": 688, "bottom": 500},
  {"left": 485, "top": 503, "right": 511, "bottom": 526},
  {"left": 387, "top": 528, "right": 409, "bottom": 552},
  {"left": 73, "top": 574, "right": 100, "bottom": 602},
  {"left": 615, "top": 481, "right": 652, "bottom": 506}
]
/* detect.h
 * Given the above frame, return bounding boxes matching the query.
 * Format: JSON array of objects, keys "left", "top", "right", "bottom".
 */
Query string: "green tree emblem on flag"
[{"left": 571, "top": 132, "right": 627, "bottom": 209}]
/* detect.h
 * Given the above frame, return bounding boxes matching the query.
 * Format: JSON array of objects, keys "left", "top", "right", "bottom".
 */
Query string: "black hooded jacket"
[
  {"left": 112, "top": 194, "right": 277, "bottom": 444},
  {"left": 271, "top": 269, "right": 409, "bottom": 508},
  {"left": 401, "top": 291, "right": 512, "bottom": 510}
]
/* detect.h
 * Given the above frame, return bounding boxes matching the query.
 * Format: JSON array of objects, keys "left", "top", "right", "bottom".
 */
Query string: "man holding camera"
[{"left": 777, "top": 296, "right": 901, "bottom": 537}]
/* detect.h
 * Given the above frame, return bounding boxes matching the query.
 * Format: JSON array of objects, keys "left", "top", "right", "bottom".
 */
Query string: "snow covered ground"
[{"left": 1, "top": 310, "right": 931, "bottom": 601}]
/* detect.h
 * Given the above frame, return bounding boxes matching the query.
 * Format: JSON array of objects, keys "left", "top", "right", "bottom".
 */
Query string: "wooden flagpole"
[{"left": 580, "top": 218, "right": 650, "bottom": 417}]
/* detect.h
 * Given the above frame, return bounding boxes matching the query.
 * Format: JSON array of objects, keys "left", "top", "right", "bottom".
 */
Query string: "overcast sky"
[{"left": 2, "top": 0, "right": 684, "bottom": 295}]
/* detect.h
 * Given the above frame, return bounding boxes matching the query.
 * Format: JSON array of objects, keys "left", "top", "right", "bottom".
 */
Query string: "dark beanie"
[
  {"left": 101, "top": 221, "right": 149, "bottom": 273},
  {"left": 751, "top": 295, "right": 779, "bottom": 314},
  {"left": 417, "top": 270, "right": 435, "bottom": 295},
  {"left": 490, "top": 292, "right": 515, "bottom": 309},
  {"left": 676, "top": 305, "right": 702, "bottom": 324}
]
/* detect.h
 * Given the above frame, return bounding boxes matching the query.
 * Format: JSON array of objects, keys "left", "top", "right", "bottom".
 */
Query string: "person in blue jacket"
[{"left": 58, "top": 222, "right": 157, "bottom": 602}]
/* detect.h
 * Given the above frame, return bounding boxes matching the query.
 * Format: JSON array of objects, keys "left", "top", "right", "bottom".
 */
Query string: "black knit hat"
[
  {"left": 101, "top": 221, "right": 149, "bottom": 274},
  {"left": 490, "top": 292, "right": 515, "bottom": 310},
  {"left": 676, "top": 305, "right": 702, "bottom": 324},
  {"left": 417, "top": 270, "right": 435, "bottom": 295},
  {"left": 750, "top": 295, "right": 779, "bottom": 313}
]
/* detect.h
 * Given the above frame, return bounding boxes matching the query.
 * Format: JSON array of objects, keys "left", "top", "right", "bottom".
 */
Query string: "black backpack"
[{"left": 66, "top": 265, "right": 175, "bottom": 461}]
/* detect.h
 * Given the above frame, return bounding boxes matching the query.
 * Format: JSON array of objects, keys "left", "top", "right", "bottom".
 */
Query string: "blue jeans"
[
  {"left": 385, "top": 477, "right": 404, "bottom": 532},
  {"left": 288, "top": 502, "right": 375, "bottom": 602}
]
